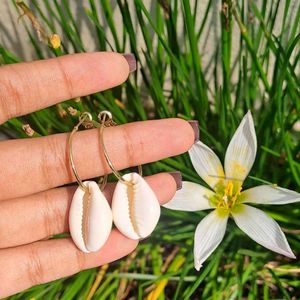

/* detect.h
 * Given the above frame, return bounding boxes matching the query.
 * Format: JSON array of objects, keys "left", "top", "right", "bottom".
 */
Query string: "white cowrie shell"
[
  {"left": 69, "top": 181, "right": 112, "bottom": 253},
  {"left": 112, "top": 172, "right": 161, "bottom": 240}
]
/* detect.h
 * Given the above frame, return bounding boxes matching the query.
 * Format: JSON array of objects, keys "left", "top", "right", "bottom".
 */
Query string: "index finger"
[{"left": 0, "top": 52, "right": 133, "bottom": 124}]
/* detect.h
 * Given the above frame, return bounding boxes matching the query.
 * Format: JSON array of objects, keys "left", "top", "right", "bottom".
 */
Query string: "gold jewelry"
[
  {"left": 98, "top": 110, "right": 142, "bottom": 186},
  {"left": 68, "top": 112, "right": 112, "bottom": 253},
  {"left": 98, "top": 111, "right": 160, "bottom": 241},
  {"left": 68, "top": 112, "right": 93, "bottom": 192}
]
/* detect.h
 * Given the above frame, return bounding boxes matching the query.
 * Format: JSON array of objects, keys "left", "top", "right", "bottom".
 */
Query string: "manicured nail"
[
  {"left": 168, "top": 171, "right": 182, "bottom": 190},
  {"left": 122, "top": 53, "right": 137, "bottom": 73},
  {"left": 188, "top": 120, "right": 199, "bottom": 142}
]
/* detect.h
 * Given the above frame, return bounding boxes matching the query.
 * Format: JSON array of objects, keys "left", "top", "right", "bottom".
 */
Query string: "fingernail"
[
  {"left": 188, "top": 120, "right": 199, "bottom": 142},
  {"left": 122, "top": 53, "right": 137, "bottom": 73},
  {"left": 168, "top": 171, "right": 182, "bottom": 190}
]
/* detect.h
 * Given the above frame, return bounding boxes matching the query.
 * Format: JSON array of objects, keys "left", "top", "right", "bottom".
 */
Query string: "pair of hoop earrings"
[{"left": 68, "top": 111, "right": 161, "bottom": 253}]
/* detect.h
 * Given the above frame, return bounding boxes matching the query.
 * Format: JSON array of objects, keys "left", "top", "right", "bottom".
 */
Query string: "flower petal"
[
  {"left": 240, "top": 185, "right": 300, "bottom": 205},
  {"left": 189, "top": 141, "right": 225, "bottom": 190},
  {"left": 194, "top": 210, "right": 228, "bottom": 270},
  {"left": 163, "top": 181, "right": 215, "bottom": 211},
  {"left": 224, "top": 111, "right": 257, "bottom": 189},
  {"left": 232, "top": 205, "right": 296, "bottom": 258}
]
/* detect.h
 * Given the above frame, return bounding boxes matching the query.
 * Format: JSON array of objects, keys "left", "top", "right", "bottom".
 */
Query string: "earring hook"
[
  {"left": 98, "top": 111, "right": 143, "bottom": 186},
  {"left": 69, "top": 112, "right": 107, "bottom": 192}
]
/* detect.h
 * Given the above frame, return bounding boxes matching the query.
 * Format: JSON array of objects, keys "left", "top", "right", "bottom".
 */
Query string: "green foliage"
[{"left": 1, "top": 0, "right": 299, "bottom": 299}]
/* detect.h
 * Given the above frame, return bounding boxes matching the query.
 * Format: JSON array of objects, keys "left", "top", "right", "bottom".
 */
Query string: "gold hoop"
[
  {"left": 68, "top": 112, "right": 107, "bottom": 192},
  {"left": 98, "top": 111, "right": 143, "bottom": 187}
]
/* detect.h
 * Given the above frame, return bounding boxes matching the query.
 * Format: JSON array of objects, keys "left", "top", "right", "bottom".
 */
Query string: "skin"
[{"left": 0, "top": 52, "right": 195, "bottom": 298}]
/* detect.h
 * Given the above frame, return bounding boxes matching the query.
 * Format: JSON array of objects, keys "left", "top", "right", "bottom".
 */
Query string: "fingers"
[
  {"left": 0, "top": 118, "right": 194, "bottom": 200},
  {"left": 0, "top": 173, "right": 178, "bottom": 298},
  {"left": 0, "top": 173, "right": 178, "bottom": 248},
  {"left": 0, "top": 52, "right": 131, "bottom": 124},
  {"left": 0, "top": 231, "right": 138, "bottom": 298}
]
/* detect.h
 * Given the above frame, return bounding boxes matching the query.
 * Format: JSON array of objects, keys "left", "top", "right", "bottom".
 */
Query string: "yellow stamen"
[
  {"left": 225, "top": 181, "right": 234, "bottom": 197},
  {"left": 231, "top": 185, "right": 242, "bottom": 206},
  {"left": 212, "top": 181, "right": 243, "bottom": 212}
]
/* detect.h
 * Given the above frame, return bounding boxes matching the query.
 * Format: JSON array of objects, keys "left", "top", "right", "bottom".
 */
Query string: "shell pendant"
[
  {"left": 69, "top": 181, "right": 112, "bottom": 253},
  {"left": 112, "top": 172, "right": 161, "bottom": 240}
]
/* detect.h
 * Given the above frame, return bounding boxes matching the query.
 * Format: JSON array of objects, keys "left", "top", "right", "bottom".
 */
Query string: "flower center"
[{"left": 209, "top": 181, "right": 242, "bottom": 212}]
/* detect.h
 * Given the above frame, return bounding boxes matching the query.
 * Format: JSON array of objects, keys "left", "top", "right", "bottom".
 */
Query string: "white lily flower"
[{"left": 164, "top": 111, "right": 299, "bottom": 270}]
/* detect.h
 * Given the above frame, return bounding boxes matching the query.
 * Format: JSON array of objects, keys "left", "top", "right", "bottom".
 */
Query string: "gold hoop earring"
[
  {"left": 68, "top": 112, "right": 112, "bottom": 253},
  {"left": 98, "top": 111, "right": 161, "bottom": 240}
]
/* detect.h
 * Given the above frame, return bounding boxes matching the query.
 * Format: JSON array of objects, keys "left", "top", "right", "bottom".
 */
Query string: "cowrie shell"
[
  {"left": 69, "top": 181, "right": 112, "bottom": 253},
  {"left": 112, "top": 173, "right": 161, "bottom": 240}
]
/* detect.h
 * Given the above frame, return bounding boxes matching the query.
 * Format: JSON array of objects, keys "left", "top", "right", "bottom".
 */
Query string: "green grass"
[{"left": 1, "top": 0, "right": 300, "bottom": 299}]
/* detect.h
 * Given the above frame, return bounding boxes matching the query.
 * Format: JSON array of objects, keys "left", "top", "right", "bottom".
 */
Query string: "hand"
[{"left": 0, "top": 52, "right": 195, "bottom": 297}]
